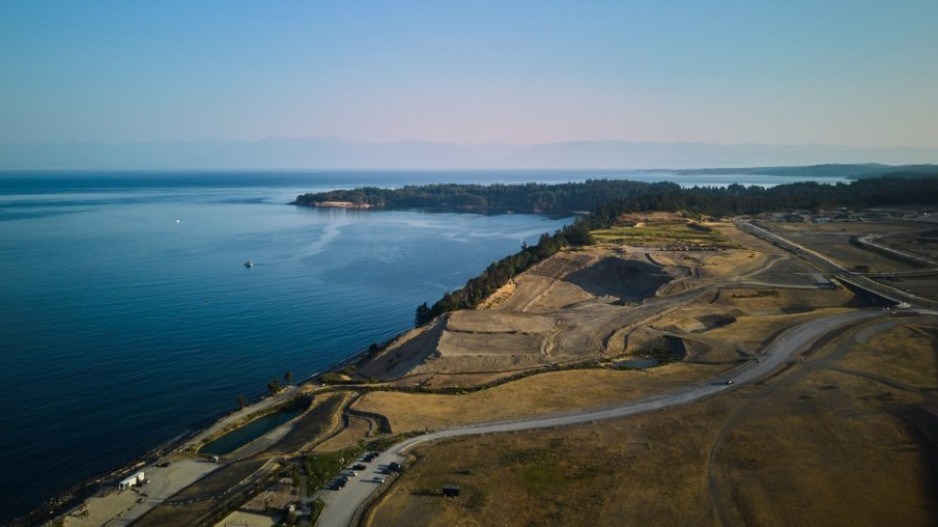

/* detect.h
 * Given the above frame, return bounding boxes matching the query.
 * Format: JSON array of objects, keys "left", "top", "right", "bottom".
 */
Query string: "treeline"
[
  {"left": 408, "top": 175, "right": 938, "bottom": 326},
  {"left": 294, "top": 180, "right": 682, "bottom": 214},
  {"left": 576, "top": 177, "right": 938, "bottom": 220},
  {"left": 294, "top": 176, "right": 938, "bottom": 217}
]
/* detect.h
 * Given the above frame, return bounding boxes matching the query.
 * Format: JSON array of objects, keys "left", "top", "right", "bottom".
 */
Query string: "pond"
[{"left": 200, "top": 402, "right": 308, "bottom": 456}]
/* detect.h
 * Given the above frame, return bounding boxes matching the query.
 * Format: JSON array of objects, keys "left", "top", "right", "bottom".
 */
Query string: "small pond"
[{"left": 200, "top": 402, "right": 307, "bottom": 456}]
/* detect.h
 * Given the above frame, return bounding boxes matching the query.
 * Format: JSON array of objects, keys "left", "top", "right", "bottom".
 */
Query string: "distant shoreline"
[
  {"left": 22, "top": 339, "right": 382, "bottom": 525},
  {"left": 306, "top": 200, "right": 373, "bottom": 209}
]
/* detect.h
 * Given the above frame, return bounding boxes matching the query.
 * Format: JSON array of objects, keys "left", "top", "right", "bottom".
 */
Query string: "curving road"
[
  {"left": 736, "top": 220, "right": 938, "bottom": 308},
  {"left": 315, "top": 308, "right": 894, "bottom": 527}
]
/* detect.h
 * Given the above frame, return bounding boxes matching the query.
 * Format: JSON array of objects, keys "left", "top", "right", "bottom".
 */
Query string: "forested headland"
[
  {"left": 352, "top": 175, "right": 938, "bottom": 326},
  {"left": 295, "top": 175, "right": 938, "bottom": 217}
]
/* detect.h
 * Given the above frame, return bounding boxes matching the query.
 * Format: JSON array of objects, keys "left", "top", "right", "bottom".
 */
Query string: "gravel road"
[{"left": 315, "top": 308, "right": 892, "bottom": 527}]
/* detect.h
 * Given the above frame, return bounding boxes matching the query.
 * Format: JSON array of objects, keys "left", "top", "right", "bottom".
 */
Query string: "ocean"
[{"left": 0, "top": 169, "right": 847, "bottom": 520}]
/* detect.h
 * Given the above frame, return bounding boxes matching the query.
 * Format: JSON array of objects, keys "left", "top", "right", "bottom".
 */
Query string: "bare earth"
[
  {"left": 63, "top": 459, "right": 218, "bottom": 527},
  {"left": 367, "top": 316, "right": 938, "bottom": 527},
  {"left": 355, "top": 220, "right": 826, "bottom": 389}
]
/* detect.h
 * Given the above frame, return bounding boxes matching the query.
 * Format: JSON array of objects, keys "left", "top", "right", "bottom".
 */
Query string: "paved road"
[
  {"left": 315, "top": 308, "right": 890, "bottom": 527},
  {"left": 737, "top": 220, "right": 938, "bottom": 308}
]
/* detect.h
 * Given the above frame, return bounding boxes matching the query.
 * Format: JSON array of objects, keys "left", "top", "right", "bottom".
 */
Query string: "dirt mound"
[{"left": 357, "top": 317, "right": 447, "bottom": 379}]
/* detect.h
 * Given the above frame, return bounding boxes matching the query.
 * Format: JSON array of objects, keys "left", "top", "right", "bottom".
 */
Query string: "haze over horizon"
[{"left": 2, "top": 1, "right": 937, "bottom": 168}]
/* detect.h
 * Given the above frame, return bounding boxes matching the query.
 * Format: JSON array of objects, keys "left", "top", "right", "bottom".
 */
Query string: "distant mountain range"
[{"left": 2, "top": 138, "right": 938, "bottom": 170}]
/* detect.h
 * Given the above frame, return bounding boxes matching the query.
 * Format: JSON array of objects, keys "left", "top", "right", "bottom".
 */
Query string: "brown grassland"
[
  {"left": 366, "top": 317, "right": 938, "bottom": 526},
  {"left": 353, "top": 363, "right": 731, "bottom": 433},
  {"left": 758, "top": 220, "right": 923, "bottom": 274}
]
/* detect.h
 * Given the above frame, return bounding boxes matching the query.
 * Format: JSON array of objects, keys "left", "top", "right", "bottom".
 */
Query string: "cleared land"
[
  {"left": 884, "top": 228, "right": 938, "bottom": 262},
  {"left": 62, "top": 460, "right": 217, "bottom": 527},
  {"left": 352, "top": 216, "right": 867, "bottom": 436},
  {"left": 134, "top": 458, "right": 270, "bottom": 527},
  {"left": 757, "top": 219, "right": 938, "bottom": 302},
  {"left": 353, "top": 217, "right": 849, "bottom": 390},
  {"left": 758, "top": 220, "right": 924, "bottom": 274},
  {"left": 366, "top": 317, "right": 938, "bottom": 527}
]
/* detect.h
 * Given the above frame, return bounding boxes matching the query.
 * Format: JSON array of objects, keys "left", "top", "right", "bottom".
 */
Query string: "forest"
[{"left": 294, "top": 174, "right": 938, "bottom": 217}]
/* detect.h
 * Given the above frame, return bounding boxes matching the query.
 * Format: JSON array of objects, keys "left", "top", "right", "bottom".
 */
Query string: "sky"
[{"left": 2, "top": 0, "right": 937, "bottom": 148}]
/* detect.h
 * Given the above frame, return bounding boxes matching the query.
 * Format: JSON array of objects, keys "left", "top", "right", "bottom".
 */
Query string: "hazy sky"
[{"left": 2, "top": 1, "right": 937, "bottom": 147}]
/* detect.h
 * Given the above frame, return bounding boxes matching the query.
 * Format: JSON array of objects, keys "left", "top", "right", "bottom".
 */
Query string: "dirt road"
[{"left": 315, "top": 308, "right": 894, "bottom": 527}]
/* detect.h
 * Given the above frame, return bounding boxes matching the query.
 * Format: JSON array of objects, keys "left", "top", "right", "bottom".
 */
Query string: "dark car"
[
  {"left": 388, "top": 462, "right": 402, "bottom": 472},
  {"left": 353, "top": 463, "right": 367, "bottom": 471}
]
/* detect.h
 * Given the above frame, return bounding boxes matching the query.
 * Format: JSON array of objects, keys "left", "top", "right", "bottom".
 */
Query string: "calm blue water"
[{"left": 0, "top": 169, "right": 846, "bottom": 520}]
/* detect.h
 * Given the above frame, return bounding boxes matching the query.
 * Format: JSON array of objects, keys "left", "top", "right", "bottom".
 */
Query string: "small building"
[
  {"left": 442, "top": 485, "right": 460, "bottom": 498},
  {"left": 118, "top": 471, "right": 145, "bottom": 491}
]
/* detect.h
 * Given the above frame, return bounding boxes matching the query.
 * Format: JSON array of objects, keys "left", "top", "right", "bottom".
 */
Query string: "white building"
[{"left": 118, "top": 471, "right": 145, "bottom": 491}]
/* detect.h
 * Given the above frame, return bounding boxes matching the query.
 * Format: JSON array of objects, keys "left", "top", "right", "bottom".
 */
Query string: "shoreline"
[
  {"left": 16, "top": 334, "right": 399, "bottom": 526},
  {"left": 303, "top": 200, "right": 373, "bottom": 209}
]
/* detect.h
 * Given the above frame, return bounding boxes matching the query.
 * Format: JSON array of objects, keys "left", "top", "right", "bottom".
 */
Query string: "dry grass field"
[
  {"left": 266, "top": 393, "right": 346, "bottom": 455},
  {"left": 367, "top": 400, "right": 735, "bottom": 527},
  {"left": 755, "top": 219, "right": 938, "bottom": 301},
  {"left": 879, "top": 275, "right": 938, "bottom": 303},
  {"left": 884, "top": 228, "right": 938, "bottom": 262},
  {"left": 759, "top": 221, "right": 923, "bottom": 274},
  {"left": 365, "top": 317, "right": 938, "bottom": 527},
  {"left": 314, "top": 414, "right": 373, "bottom": 453},
  {"left": 353, "top": 363, "right": 732, "bottom": 433}
]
